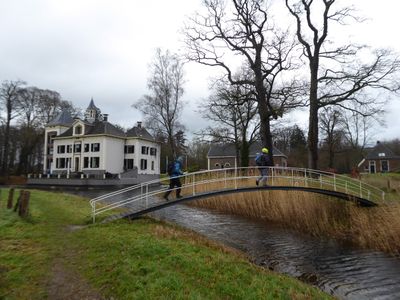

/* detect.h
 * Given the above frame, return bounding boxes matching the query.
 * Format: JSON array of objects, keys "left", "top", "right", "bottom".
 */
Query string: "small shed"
[
  {"left": 357, "top": 141, "right": 400, "bottom": 173},
  {"left": 207, "top": 142, "right": 287, "bottom": 170}
]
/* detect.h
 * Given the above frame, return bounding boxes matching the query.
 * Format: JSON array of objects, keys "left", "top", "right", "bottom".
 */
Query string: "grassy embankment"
[
  {"left": 181, "top": 172, "right": 400, "bottom": 256},
  {"left": 0, "top": 188, "right": 332, "bottom": 299}
]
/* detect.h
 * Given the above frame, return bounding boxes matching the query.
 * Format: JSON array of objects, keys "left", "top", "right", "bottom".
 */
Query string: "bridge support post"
[
  {"left": 192, "top": 174, "right": 195, "bottom": 196},
  {"left": 92, "top": 204, "right": 96, "bottom": 223},
  {"left": 320, "top": 175, "right": 322, "bottom": 189},
  {"left": 334, "top": 174, "right": 337, "bottom": 191},
  {"left": 224, "top": 169, "right": 227, "bottom": 188},
  {"left": 146, "top": 184, "right": 148, "bottom": 208},
  {"left": 292, "top": 169, "right": 294, "bottom": 186},
  {"left": 271, "top": 167, "right": 274, "bottom": 186},
  {"left": 234, "top": 168, "right": 237, "bottom": 189}
]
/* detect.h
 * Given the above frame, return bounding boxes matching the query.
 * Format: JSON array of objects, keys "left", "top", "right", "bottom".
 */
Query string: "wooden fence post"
[
  {"left": 7, "top": 188, "right": 14, "bottom": 209},
  {"left": 14, "top": 190, "right": 24, "bottom": 212},
  {"left": 18, "top": 191, "right": 30, "bottom": 218}
]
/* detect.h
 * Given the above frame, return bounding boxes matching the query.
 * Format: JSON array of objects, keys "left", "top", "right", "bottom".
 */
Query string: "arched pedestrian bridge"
[{"left": 90, "top": 167, "right": 385, "bottom": 223}]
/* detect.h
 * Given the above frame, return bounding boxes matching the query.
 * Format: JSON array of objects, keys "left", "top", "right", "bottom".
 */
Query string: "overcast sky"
[{"left": 1, "top": 0, "right": 399, "bottom": 143}]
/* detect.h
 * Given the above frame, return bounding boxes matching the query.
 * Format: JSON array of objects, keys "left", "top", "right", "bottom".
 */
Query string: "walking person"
[
  {"left": 164, "top": 156, "right": 184, "bottom": 201},
  {"left": 255, "top": 148, "right": 271, "bottom": 186}
]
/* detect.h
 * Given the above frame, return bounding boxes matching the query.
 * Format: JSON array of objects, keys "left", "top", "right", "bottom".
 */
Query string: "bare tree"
[
  {"left": 319, "top": 107, "right": 343, "bottom": 169},
  {"left": 133, "top": 48, "right": 185, "bottom": 158},
  {"left": 285, "top": 0, "right": 400, "bottom": 169},
  {"left": 341, "top": 104, "right": 382, "bottom": 151},
  {"left": 0, "top": 80, "right": 25, "bottom": 175},
  {"left": 272, "top": 124, "right": 308, "bottom": 167},
  {"left": 184, "top": 0, "right": 301, "bottom": 164},
  {"left": 186, "top": 137, "right": 210, "bottom": 171},
  {"left": 199, "top": 74, "right": 259, "bottom": 166}
]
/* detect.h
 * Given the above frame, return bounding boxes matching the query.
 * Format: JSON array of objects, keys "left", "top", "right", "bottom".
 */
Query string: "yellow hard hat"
[{"left": 262, "top": 148, "right": 269, "bottom": 154}]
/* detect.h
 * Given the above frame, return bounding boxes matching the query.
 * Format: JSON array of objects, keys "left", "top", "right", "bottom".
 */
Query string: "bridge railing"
[{"left": 89, "top": 166, "right": 385, "bottom": 223}]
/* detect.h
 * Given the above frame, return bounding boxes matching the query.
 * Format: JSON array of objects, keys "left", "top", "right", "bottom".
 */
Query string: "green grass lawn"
[
  {"left": 0, "top": 188, "right": 332, "bottom": 299},
  {"left": 359, "top": 173, "right": 400, "bottom": 201}
]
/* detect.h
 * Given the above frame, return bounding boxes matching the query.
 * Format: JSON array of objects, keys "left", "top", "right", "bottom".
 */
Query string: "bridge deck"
[
  {"left": 90, "top": 167, "right": 384, "bottom": 223},
  {"left": 100, "top": 185, "right": 377, "bottom": 223}
]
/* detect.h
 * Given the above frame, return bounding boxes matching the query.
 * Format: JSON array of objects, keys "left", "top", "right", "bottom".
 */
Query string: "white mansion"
[{"left": 43, "top": 99, "right": 160, "bottom": 177}]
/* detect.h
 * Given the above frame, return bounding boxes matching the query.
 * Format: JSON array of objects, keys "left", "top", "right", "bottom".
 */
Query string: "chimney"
[
  {"left": 103, "top": 114, "right": 108, "bottom": 122},
  {"left": 137, "top": 121, "right": 142, "bottom": 128}
]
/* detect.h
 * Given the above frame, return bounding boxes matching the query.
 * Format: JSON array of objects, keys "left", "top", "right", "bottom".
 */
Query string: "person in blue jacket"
[{"left": 164, "top": 156, "right": 184, "bottom": 201}]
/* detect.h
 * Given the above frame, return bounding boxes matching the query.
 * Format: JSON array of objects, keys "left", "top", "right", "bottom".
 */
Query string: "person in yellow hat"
[{"left": 255, "top": 147, "right": 271, "bottom": 186}]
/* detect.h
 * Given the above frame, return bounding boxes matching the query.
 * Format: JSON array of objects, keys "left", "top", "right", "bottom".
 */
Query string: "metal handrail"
[{"left": 90, "top": 166, "right": 385, "bottom": 223}]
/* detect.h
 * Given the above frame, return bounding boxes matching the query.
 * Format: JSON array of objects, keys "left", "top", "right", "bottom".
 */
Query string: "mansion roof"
[
  {"left": 58, "top": 120, "right": 126, "bottom": 138},
  {"left": 126, "top": 125, "right": 154, "bottom": 140},
  {"left": 47, "top": 110, "right": 74, "bottom": 127},
  {"left": 46, "top": 99, "right": 155, "bottom": 141}
]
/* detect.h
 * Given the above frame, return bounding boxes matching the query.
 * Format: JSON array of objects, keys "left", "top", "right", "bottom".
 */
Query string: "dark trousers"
[
  {"left": 164, "top": 177, "right": 182, "bottom": 198},
  {"left": 257, "top": 168, "right": 268, "bottom": 186}
]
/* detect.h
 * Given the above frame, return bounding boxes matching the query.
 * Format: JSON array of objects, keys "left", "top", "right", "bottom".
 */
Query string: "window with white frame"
[
  {"left": 381, "top": 160, "right": 389, "bottom": 172},
  {"left": 124, "top": 145, "right": 135, "bottom": 153},
  {"left": 74, "top": 125, "right": 83, "bottom": 135},
  {"left": 57, "top": 145, "right": 65, "bottom": 154},
  {"left": 140, "top": 159, "right": 147, "bottom": 170},
  {"left": 124, "top": 159, "right": 134, "bottom": 170},
  {"left": 56, "top": 158, "right": 66, "bottom": 168},
  {"left": 141, "top": 146, "right": 149, "bottom": 155},
  {"left": 74, "top": 143, "right": 81, "bottom": 153},
  {"left": 91, "top": 143, "right": 100, "bottom": 152},
  {"left": 90, "top": 157, "right": 100, "bottom": 168}
]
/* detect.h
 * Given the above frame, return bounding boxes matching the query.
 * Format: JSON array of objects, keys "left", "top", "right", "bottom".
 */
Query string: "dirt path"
[
  {"left": 47, "top": 259, "right": 104, "bottom": 300},
  {"left": 46, "top": 226, "right": 105, "bottom": 300}
]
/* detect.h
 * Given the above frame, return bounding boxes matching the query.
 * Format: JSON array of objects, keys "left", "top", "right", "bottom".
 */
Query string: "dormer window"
[
  {"left": 74, "top": 125, "right": 83, "bottom": 135},
  {"left": 378, "top": 153, "right": 385, "bottom": 157}
]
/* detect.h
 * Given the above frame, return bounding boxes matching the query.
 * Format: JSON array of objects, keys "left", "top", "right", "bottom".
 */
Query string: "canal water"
[{"left": 56, "top": 187, "right": 400, "bottom": 299}]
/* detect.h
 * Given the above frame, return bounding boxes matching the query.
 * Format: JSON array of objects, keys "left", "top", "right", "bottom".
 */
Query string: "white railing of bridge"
[{"left": 89, "top": 166, "right": 385, "bottom": 223}]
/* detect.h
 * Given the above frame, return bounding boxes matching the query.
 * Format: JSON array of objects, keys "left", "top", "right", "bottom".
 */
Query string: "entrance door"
[
  {"left": 369, "top": 161, "right": 376, "bottom": 174},
  {"left": 75, "top": 157, "right": 80, "bottom": 172}
]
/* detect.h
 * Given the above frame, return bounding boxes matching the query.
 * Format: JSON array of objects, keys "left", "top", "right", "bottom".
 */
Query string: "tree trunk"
[
  {"left": 308, "top": 60, "right": 319, "bottom": 170},
  {"left": 328, "top": 144, "right": 334, "bottom": 169},
  {"left": 240, "top": 139, "right": 250, "bottom": 167},
  {"left": 1, "top": 113, "right": 11, "bottom": 176},
  {"left": 167, "top": 131, "right": 176, "bottom": 158},
  {"left": 254, "top": 61, "right": 274, "bottom": 165},
  {"left": 258, "top": 102, "right": 274, "bottom": 165}
]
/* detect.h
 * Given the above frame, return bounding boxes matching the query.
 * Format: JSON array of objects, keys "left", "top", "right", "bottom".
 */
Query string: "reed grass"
[
  {"left": 184, "top": 179, "right": 400, "bottom": 256},
  {"left": 361, "top": 173, "right": 400, "bottom": 198}
]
